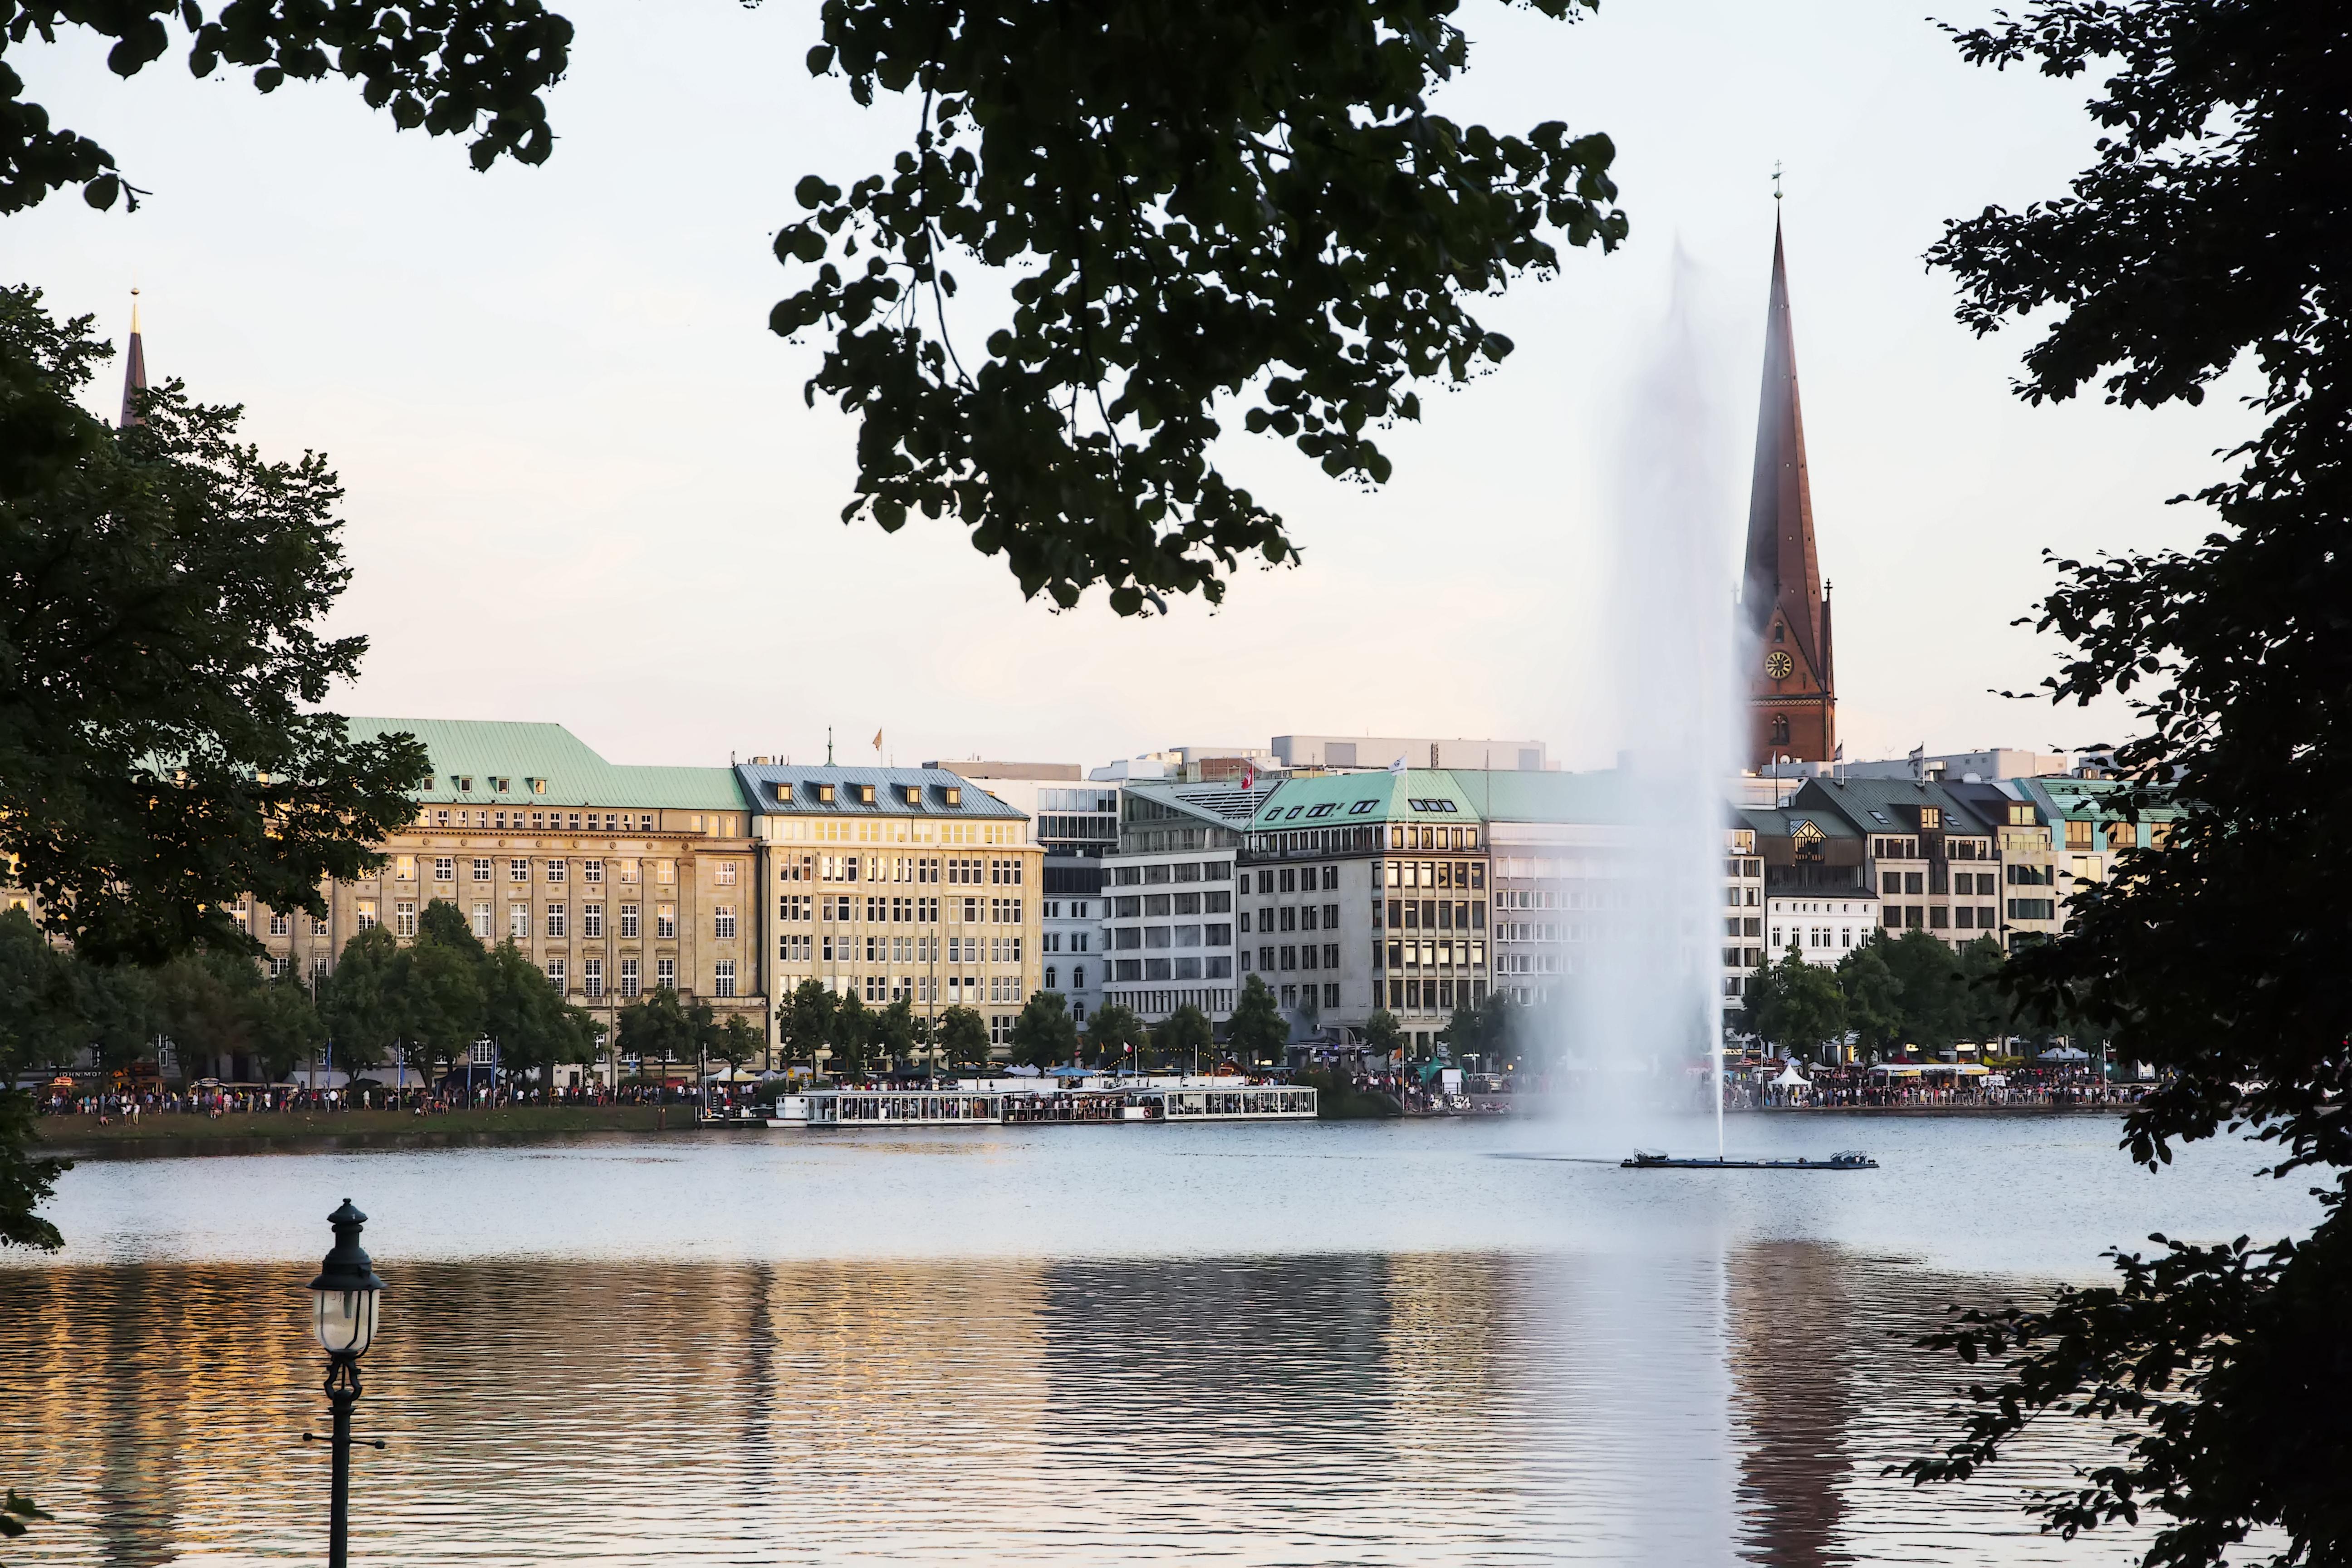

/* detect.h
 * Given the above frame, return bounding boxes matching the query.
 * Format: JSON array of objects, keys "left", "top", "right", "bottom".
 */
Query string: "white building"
[
  {"left": 1102, "top": 781, "right": 1269, "bottom": 1023},
  {"left": 931, "top": 761, "right": 1118, "bottom": 1025},
  {"left": 1274, "top": 734, "right": 1551, "bottom": 772}
]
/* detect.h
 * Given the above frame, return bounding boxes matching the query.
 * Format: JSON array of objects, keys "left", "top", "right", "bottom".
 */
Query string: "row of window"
[
  {"left": 1112, "top": 890, "right": 1235, "bottom": 918},
  {"left": 1378, "top": 898, "right": 1487, "bottom": 932},
  {"left": 1040, "top": 930, "right": 1091, "bottom": 952},
  {"left": 779, "top": 854, "right": 1027, "bottom": 886},
  {"left": 782, "top": 933, "right": 1027, "bottom": 966},
  {"left": 1882, "top": 905, "right": 2002, "bottom": 931},
  {"left": 1109, "top": 957, "right": 1237, "bottom": 982},
  {"left": 1042, "top": 964, "right": 1087, "bottom": 991},
  {"left": 426, "top": 808, "right": 661, "bottom": 833},
  {"left": 1109, "top": 859, "right": 1233, "bottom": 887},
  {"left": 395, "top": 856, "right": 694, "bottom": 886},
  {"left": 1110, "top": 923, "right": 1235, "bottom": 949},
  {"left": 1387, "top": 977, "right": 1482, "bottom": 1013},
  {"left": 1246, "top": 944, "right": 1341, "bottom": 973},
  {"left": 1380, "top": 939, "right": 1485, "bottom": 971},
  {"left": 1246, "top": 903, "right": 1339, "bottom": 932},
  {"left": 1773, "top": 926, "right": 1858, "bottom": 951},
  {"left": 1883, "top": 870, "right": 1999, "bottom": 897},
  {"left": 777, "top": 895, "right": 1021, "bottom": 926},
  {"left": 532, "top": 955, "right": 729, "bottom": 998}
]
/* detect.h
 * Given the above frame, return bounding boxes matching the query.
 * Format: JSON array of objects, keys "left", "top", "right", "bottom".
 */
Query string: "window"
[
  {"left": 714, "top": 906, "right": 737, "bottom": 940},
  {"left": 511, "top": 905, "right": 530, "bottom": 940},
  {"left": 471, "top": 902, "right": 492, "bottom": 937},
  {"left": 393, "top": 854, "right": 416, "bottom": 881},
  {"left": 656, "top": 957, "right": 676, "bottom": 990},
  {"left": 546, "top": 904, "right": 567, "bottom": 938},
  {"left": 584, "top": 957, "right": 603, "bottom": 998},
  {"left": 546, "top": 957, "right": 565, "bottom": 990},
  {"left": 356, "top": 900, "right": 378, "bottom": 931},
  {"left": 510, "top": 858, "right": 529, "bottom": 882},
  {"left": 618, "top": 859, "right": 639, "bottom": 884},
  {"left": 395, "top": 902, "right": 417, "bottom": 937},
  {"left": 657, "top": 904, "right": 676, "bottom": 939},
  {"left": 547, "top": 859, "right": 567, "bottom": 883},
  {"left": 583, "top": 859, "right": 603, "bottom": 884},
  {"left": 656, "top": 860, "right": 676, "bottom": 885},
  {"left": 620, "top": 903, "right": 640, "bottom": 938},
  {"left": 583, "top": 904, "right": 603, "bottom": 938},
  {"left": 716, "top": 861, "right": 739, "bottom": 886},
  {"left": 715, "top": 960, "right": 736, "bottom": 998},
  {"left": 473, "top": 858, "right": 492, "bottom": 882},
  {"left": 269, "top": 911, "right": 291, "bottom": 936},
  {"left": 619, "top": 957, "right": 639, "bottom": 997},
  {"left": 434, "top": 857, "right": 454, "bottom": 882},
  {"left": 2065, "top": 819, "right": 2095, "bottom": 850}
]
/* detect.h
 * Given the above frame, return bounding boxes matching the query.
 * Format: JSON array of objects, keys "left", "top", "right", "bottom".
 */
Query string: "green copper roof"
[
  {"left": 1251, "top": 769, "right": 1476, "bottom": 826},
  {"left": 1450, "top": 769, "right": 1648, "bottom": 824},
  {"left": 344, "top": 718, "right": 750, "bottom": 811}
]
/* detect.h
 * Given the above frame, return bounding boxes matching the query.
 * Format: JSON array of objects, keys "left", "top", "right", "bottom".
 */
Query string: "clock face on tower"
[{"left": 1764, "top": 650, "right": 1795, "bottom": 681}]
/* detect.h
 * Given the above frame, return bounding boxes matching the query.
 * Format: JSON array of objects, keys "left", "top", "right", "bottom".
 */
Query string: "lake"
[{"left": 0, "top": 1113, "right": 2319, "bottom": 1566}]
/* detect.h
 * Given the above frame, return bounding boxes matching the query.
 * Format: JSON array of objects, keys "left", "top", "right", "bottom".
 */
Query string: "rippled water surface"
[{"left": 1, "top": 1114, "right": 2319, "bottom": 1565}]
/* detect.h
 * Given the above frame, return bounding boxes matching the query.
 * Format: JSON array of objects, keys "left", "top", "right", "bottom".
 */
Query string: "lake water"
[{"left": 0, "top": 1113, "right": 2320, "bottom": 1566}]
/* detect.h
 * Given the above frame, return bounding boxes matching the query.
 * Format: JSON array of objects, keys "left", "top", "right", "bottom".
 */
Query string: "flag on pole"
[{"left": 872, "top": 728, "right": 883, "bottom": 755}]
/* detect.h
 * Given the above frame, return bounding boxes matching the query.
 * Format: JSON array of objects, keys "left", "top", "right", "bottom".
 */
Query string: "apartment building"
[
  {"left": 738, "top": 763, "right": 1042, "bottom": 1053},
  {"left": 1238, "top": 769, "right": 1490, "bottom": 1045},
  {"left": 2014, "top": 776, "right": 2180, "bottom": 936},
  {"left": 245, "top": 719, "right": 764, "bottom": 1077},
  {"left": 1792, "top": 779, "right": 2005, "bottom": 946},
  {"left": 1738, "top": 804, "right": 1877, "bottom": 965},
  {"left": 1944, "top": 780, "right": 2063, "bottom": 948},
  {"left": 1101, "top": 781, "right": 1267, "bottom": 1022},
  {"left": 933, "top": 762, "right": 1117, "bottom": 1024}
]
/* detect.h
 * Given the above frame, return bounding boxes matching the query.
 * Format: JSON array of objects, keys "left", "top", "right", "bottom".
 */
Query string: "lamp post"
[{"left": 308, "top": 1199, "right": 387, "bottom": 1568}]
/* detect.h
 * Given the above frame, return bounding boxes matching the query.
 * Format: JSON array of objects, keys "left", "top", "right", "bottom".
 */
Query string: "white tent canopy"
[{"left": 1770, "top": 1064, "right": 1810, "bottom": 1088}]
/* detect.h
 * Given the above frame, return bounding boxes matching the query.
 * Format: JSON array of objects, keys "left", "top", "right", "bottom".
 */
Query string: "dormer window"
[
  {"left": 423, "top": 776, "right": 436, "bottom": 791},
  {"left": 817, "top": 784, "right": 836, "bottom": 804},
  {"left": 856, "top": 784, "right": 876, "bottom": 804},
  {"left": 530, "top": 778, "right": 548, "bottom": 795},
  {"left": 901, "top": 785, "right": 922, "bottom": 805},
  {"left": 944, "top": 786, "right": 962, "bottom": 806},
  {"left": 456, "top": 776, "right": 474, "bottom": 793},
  {"left": 773, "top": 782, "right": 794, "bottom": 803},
  {"left": 1918, "top": 806, "right": 1942, "bottom": 830},
  {"left": 493, "top": 776, "right": 511, "bottom": 793}
]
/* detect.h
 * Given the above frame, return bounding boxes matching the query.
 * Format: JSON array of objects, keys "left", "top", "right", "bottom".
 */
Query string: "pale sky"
[{"left": 5, "top": 0, "right": 2254, "bottom": 775}]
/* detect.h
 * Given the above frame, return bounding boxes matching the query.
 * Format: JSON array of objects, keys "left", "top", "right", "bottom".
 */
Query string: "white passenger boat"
[{"left": 765, "top": 1075, "right": 1316, "bottom": 1129}]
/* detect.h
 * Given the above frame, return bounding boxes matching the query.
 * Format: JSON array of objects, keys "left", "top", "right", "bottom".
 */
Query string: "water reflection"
[{"left": 0, "top": 1247, "right": 2137, "bottom": 1566}]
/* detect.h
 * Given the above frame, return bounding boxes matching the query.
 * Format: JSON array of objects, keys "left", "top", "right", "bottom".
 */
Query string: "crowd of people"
[
  {"left": 1723, "top": 1065, "right": 2144, "bottom": 1111},
  {"left": 30, "top": 1078, "right": 706, "bottom": 1122}
]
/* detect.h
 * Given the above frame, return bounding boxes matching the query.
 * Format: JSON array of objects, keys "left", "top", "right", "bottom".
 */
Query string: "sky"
[{"left": 3, "top": 0, "right": 2257, "bottom": 775}]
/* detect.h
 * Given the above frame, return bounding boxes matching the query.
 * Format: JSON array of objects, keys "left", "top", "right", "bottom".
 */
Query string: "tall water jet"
[{"left": 1556, "top": 246, "right": 1744, "bottom": 1155}]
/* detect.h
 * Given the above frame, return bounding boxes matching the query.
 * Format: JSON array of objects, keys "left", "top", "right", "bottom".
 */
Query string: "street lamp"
[{"left": 308, "top": 1199, "right": 387, "bottom": 1568}]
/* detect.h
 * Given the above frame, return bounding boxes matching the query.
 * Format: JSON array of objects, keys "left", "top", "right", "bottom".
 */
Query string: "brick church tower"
[{"left": 1742, "top": 216, "right": 1837, "bottom": 768}]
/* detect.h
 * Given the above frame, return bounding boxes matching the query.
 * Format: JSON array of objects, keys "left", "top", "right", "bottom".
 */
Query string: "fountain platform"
[{"left": 1622, "top": 1150, "right": 1878, "bottom": 1170}]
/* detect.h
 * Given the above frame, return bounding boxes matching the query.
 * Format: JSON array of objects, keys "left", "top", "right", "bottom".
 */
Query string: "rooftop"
[
  {"left": 734, "top": 762, "right": 1026, "bottom": 819},
  {"left": 346, "top": 718, "right": 748, "bottom": 811}
]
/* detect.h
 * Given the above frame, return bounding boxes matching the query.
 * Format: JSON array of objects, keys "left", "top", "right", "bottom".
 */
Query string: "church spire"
[
  {"left": 1742, "top": 211, "right": 1838, "bottom": 766},
  {"left": 118, "top": 289, "right": 148, "bottom": 427}
]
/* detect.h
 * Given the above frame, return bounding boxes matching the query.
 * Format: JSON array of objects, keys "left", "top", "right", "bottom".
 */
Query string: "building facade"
[
  {"left": 1739, "top": 804, "right": 1877, "bottom": 965},
  {"left": 738, "top": 763, "right": 1043, "bottom": 1054},
  {"left": 1793, "top": 779, "right": 2004, "bottom": 948},
  {"left": 1272, "top": 735, "right": 1551, "bottom": 772},
  {"left": 933, "top": 764, "right": 1118, "bottom": 1025},
  {"left": 1101, "top": 781, "right": 1266, "bottom": 1022},
  {"left": 1240, "top": 769, "right": 1490, "bottom": 1046},
  {"left": 245, "top": 719, "right": 765, "bottom": 1082}
]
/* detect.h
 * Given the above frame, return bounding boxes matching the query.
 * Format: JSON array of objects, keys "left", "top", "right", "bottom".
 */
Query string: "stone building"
[
  {"left": 250, "top": 718, "right": 764, "bottom": 1082},
  {"left": 1240, "top": 769, "right": 1490, "bottom": 1047},
  {"left": 737, "top": 763, "right": 1043, "bottom": 1054}
]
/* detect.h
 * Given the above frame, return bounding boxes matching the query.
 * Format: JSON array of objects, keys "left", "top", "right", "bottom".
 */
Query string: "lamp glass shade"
[{"left": 312, "top": 1286, "right": 379, "bottom": 1357}]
